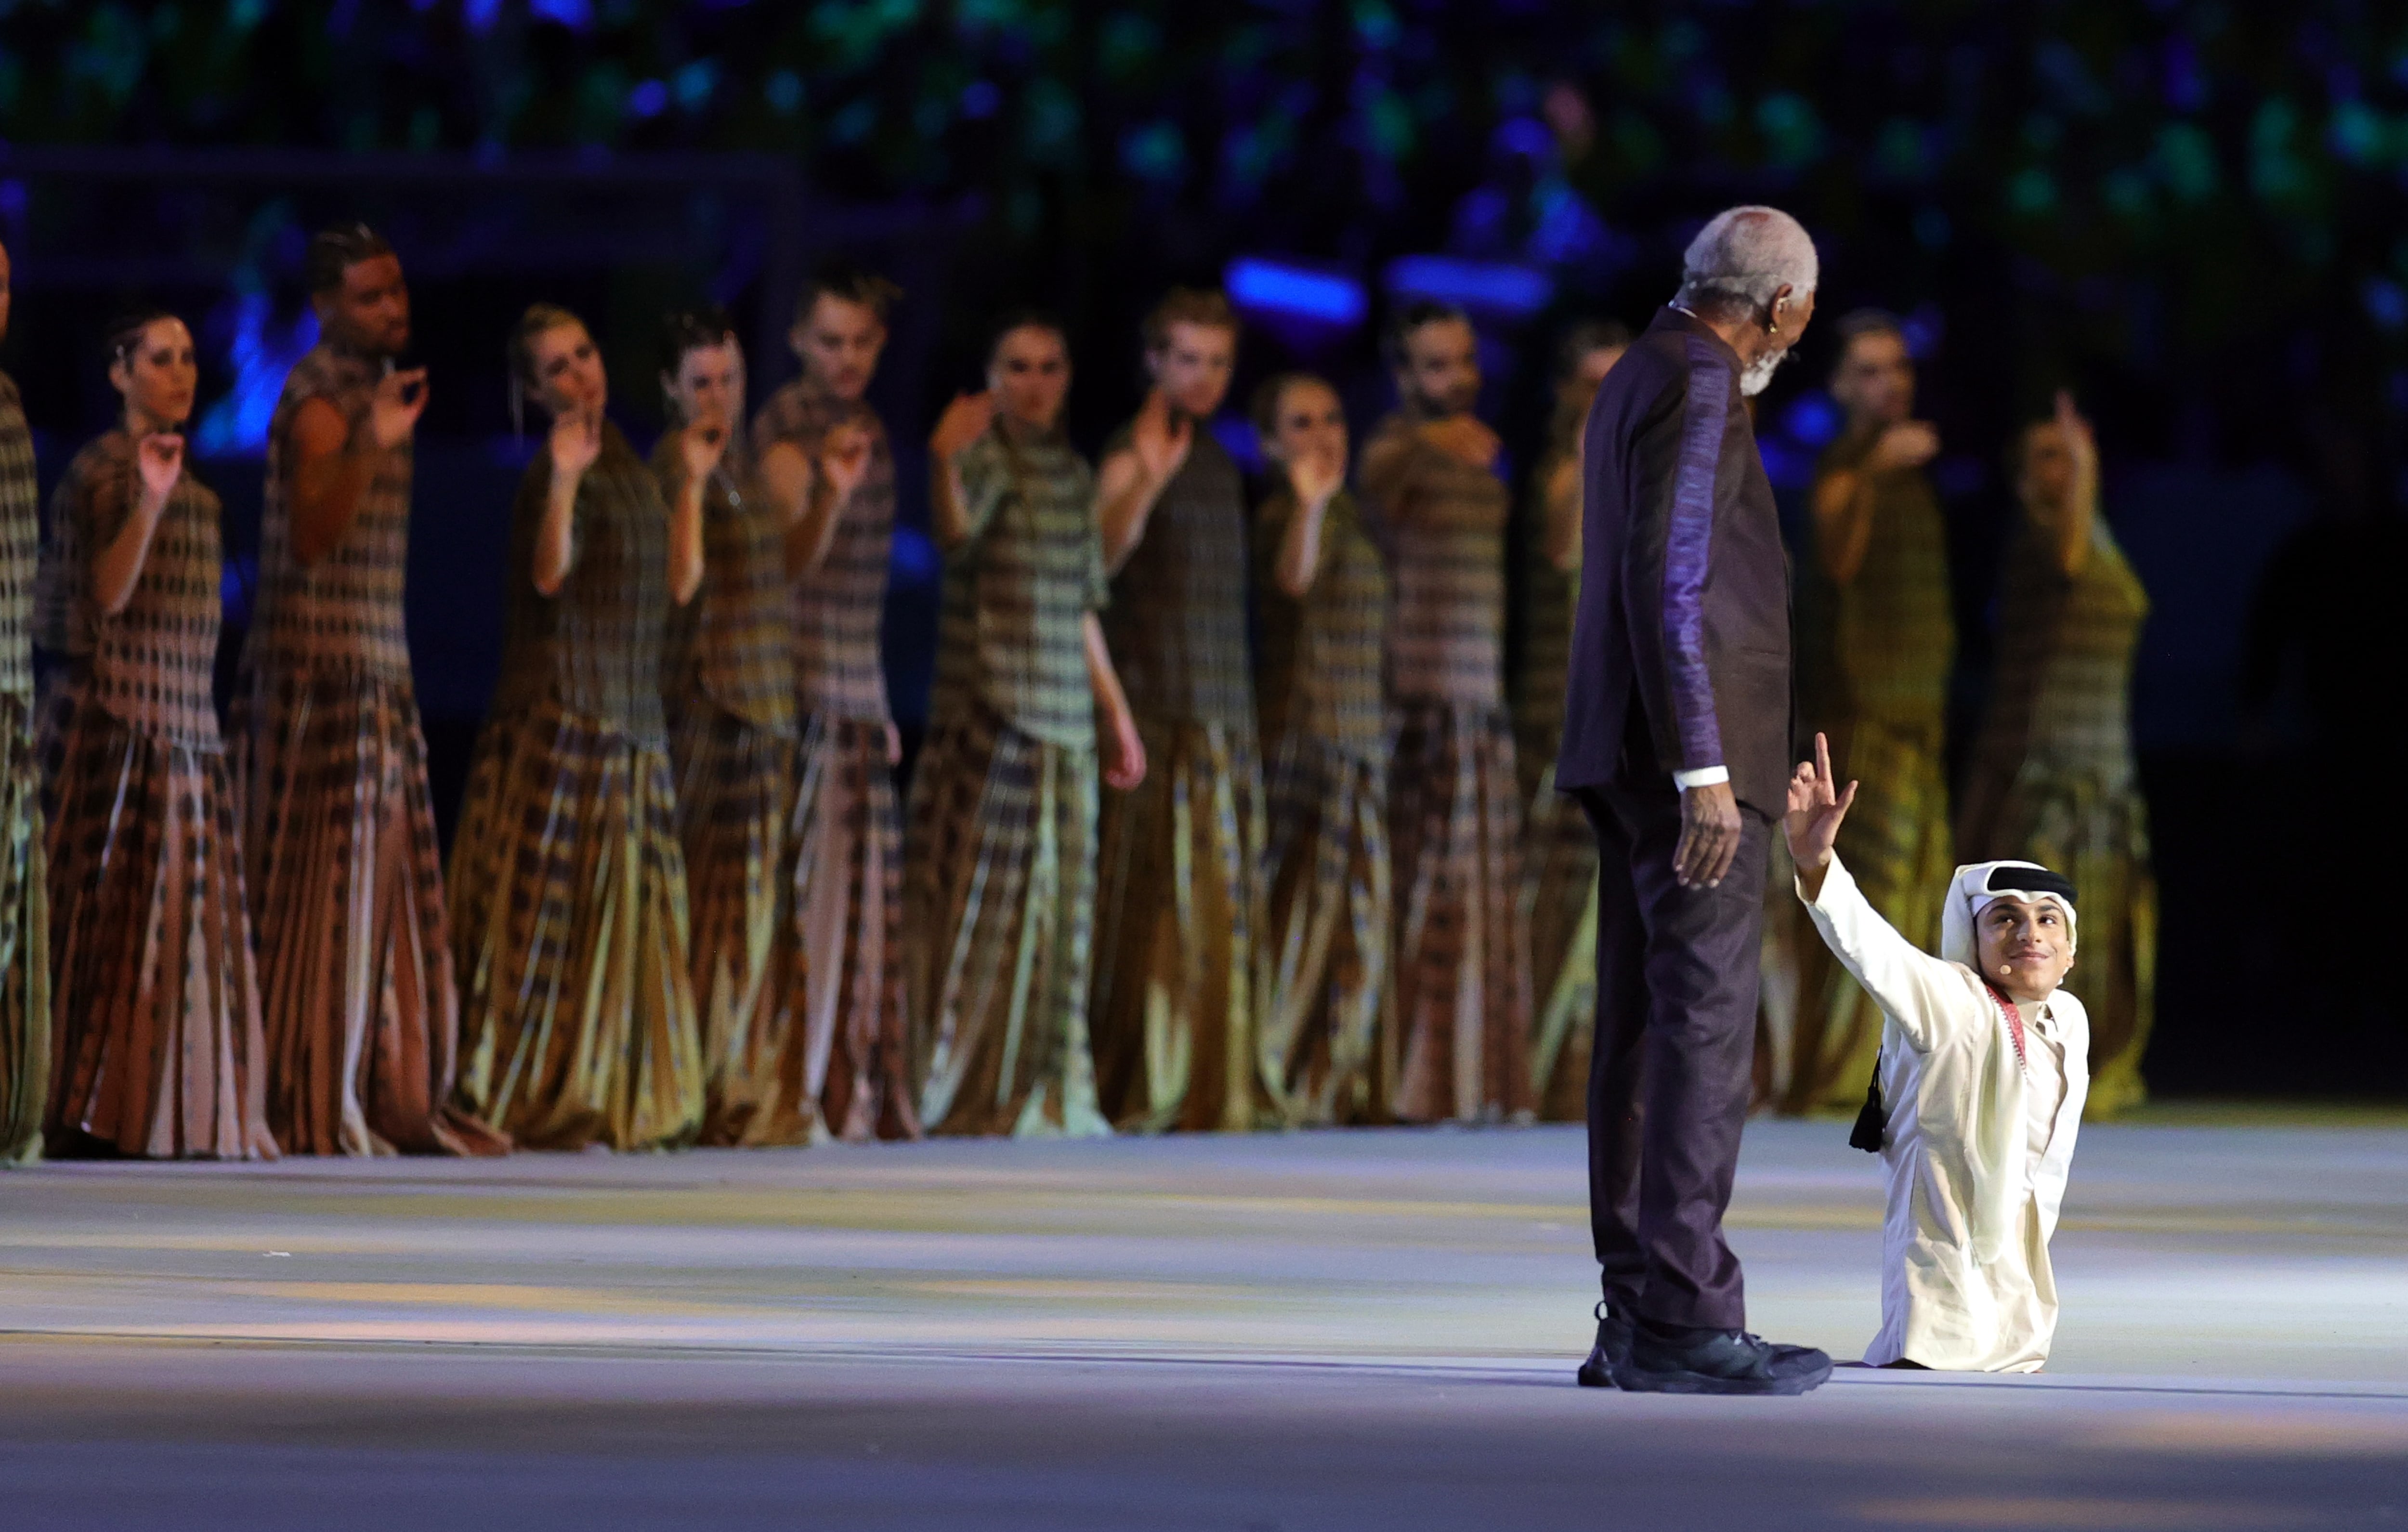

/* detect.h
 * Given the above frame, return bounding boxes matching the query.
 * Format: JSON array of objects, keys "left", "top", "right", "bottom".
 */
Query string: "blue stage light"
[
  {"left": 1224, "top": 258, "right": 1369, "bottom": 330},
  {"left": 1382, "top": 255, "right": 1552, "bottom": 319}
]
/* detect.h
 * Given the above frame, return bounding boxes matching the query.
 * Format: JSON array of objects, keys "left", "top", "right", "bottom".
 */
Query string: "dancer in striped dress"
[
  {"left": 39, "top": 311, "right": 274, "bottom": 1159},
  {"left": 654, "top": 308, "right": 802, "bottom": 1145},
  {"left": 236, "top": 225, "right": 503, "bottom": 1156},
  {"left": 1361, "top": 301, "right": 1531, "bottom": 1124},
  {"left": 1090, "top": 289, "right": 1270, "bottom": 1133},
  {"left": 906, "top": 315, "right": 1146, "bottom": 1138},
  {"left": 752, "top": 264, "right": 919, "bottom": 1141},
  {"left": 449, "top": 305, "right": 709, "bottom": 1151},
  {"left": 0, "top": 238, "right": 47, "bottom": 1164},
  {"left": 1252, "top": 373, "right": 1391, "bottom": 1126}
]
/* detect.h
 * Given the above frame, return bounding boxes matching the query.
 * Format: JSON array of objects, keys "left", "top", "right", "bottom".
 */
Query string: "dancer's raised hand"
[
  {"left": 819, "top": 419, "right": 874, "bottom": 506},
  {"left": 1130, "top": 389, "right": 1192, "bottom": 487},
  {"left": 929, "top": 391, "right": 995, "bottom": 461},
  {"left": 134, "top": 431, "right": 186, "bottom": 504},
  {"left": 550, "top": 405, "right": 602, "bottom": 478},
  {"left": 371, "top": 367, "right": 430, "bottom": 449}
]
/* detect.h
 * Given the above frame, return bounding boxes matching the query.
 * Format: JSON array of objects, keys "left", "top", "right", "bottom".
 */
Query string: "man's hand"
[
  {"left": 1865, "top": 420, "right": 1939, "bottom": 473},
  {"left": 1783, "top": 732, "right": 1858, "bottom": 902},
  {"left": 1674, "top": 778, "right": 1744, "bottom": 890},
  {"left": 370, "top": 367, "right": 430, "bottom": 450},
  {"left": 1130, "top": 389, "right": 1193, "bottom": 487},
  {"left": 818, "top": 420, "right": 874, "bottom": 506},
  {"left": 1418, "top": 415, "right": 1500, "bottom": 471}
]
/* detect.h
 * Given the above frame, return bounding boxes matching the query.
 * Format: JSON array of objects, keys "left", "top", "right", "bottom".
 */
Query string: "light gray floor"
[{"left": 1, "top": 1120, "right": 2403, "bottom": 1529}]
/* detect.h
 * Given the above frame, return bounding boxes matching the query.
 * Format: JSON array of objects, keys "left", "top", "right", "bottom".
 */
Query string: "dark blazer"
[{"left": 1557, "top": 307, "right": 1793, "bottom": 816}]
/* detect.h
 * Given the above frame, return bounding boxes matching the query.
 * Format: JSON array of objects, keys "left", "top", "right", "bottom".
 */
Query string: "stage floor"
[{"left": 2, "top": 1119, "right": 2403, "bottom": 1529}]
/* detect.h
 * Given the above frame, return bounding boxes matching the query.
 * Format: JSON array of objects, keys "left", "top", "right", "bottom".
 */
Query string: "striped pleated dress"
[
  {"left": 1783, "top": 431, "right": 1957, "bottom": 1115},
  {"left": 752, "top": 380, "right": 919, "bottom": 1142},
  {"left": 1361, "top": 411, "right": 1532, "bottom": 1124},
  {"left": 0, "top": 373, "right": 46, "bottom": 1163},
  {"left": 904, "top": 425, "right": 1112, "bottom": 1138},
  {"left": 236, "top": 343, "right": 505, "bottom": 1156},
  {"left": 1957, "top": 519, "right": 2155, "bottom": 1118},
  {"left": 38, "top": 432, "right": 274, "bottom": 1159},
  {"left": 1514, "top": 445, "right": 1598, "bottom": 1122},
  {"left": 1254, "top": 486, "right": 1390, "bottom": 1126},
  {"left": 654, "top": 433, "right": 804, "bottom": 1146},
  {"left": 449, "top": 423, "right": 704, "bottom": 1151},
  {"left": 1091, "top": 429, "right": 1272, "bottom": 1133}
]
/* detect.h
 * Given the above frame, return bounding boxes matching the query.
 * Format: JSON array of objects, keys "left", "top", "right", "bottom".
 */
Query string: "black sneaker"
[
  {"left": 1575, "top": 1303, "right": 1632, "bottom": 1388},
  {"left": 1617, "top": 1326, "right": 1833, "bottom": 1396}
]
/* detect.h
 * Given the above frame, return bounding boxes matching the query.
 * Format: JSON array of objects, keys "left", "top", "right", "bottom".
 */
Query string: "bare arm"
[
  {"left": 927, "top": 393, "right": 997, "bottom": 553},
  {"left": 1540, "top": 452, "right": 1583, "bottom": 572},
  {"left": 759, "top": 441, "right": 833, "bottom": 578},
  {"left": 1085, "top": 612, "right": 1146, "bottom": 791},
  {"left": 1810, "top": 469, "right": 1879, "bottom": 586},
  {"left": 288, "top": 368, "right": 426, "bottom": 566},
  {"left": 1273, "top": 493, "right": 1329, "bottom": 599},
  {"left": 285, "top": 397, "right": 380, "bottom": 567},
  {"left": 2049, "top": 391, "right": 2097, "bottom": 578},
  {"left": 666, "top": 468, "right": 705, "bottom": 607},
  {"left": 1094, "top": 446, "right": 1170, "bottom": 572},
  {"left": 92, "top": 442, "right": 179, "bottom": 616}
]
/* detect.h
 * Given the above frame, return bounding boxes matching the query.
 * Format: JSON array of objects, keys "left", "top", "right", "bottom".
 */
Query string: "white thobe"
[{"left": 1801, "top": 856, "right": 2089, "bottom": 1373}]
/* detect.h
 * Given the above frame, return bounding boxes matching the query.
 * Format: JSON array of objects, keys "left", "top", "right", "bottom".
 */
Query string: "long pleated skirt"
[
  {"left": 237, "top": 665, "right": 506, "bottom": 1156},
  {"left": 1777, "top": 717, "right": 1954, "bottom": 1115},
  {"left": 1090, "top": 717, "right": 1270, "bottom": 1133},
  {"left": 668, "top": 702, "right": 801, "bottom": 1147},
  {"left": 904, "top": 703, "right": 1109, "bottom": 1139},
  {"left": 792, "top": 712, "right": 919, "bottom": 1143},
  {"left": 0, "top": 695, "right": 46, "bottom": 1164},
  {"left": 45, "top": 688, "right": 275, "bottom": 1159},
  {"left": 1523, "top": 763, "right": 1597, "bottom": 1123},
  {"left": 1387, "top": 700, "right": 1531, "bottom": 1124},
  {"left": 1258, "top": 734, "right": 1388, "bottom": 1128},
  {"left": 449, "top": 697, "right": 703, "bottom": 1151},
  {"left": 1980, "top": 765, "right": 2157, "bottom": 1118}
]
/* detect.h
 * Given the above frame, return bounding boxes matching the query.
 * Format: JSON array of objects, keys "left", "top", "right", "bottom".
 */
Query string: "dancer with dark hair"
[
  {"left": 38, "top": 311, "right": 274, "bottom": 1158},
  {"left": 449, "top": 304, "right": 709, "bottom": 1151},
  {"left": 1361, "top": 300, "right": 1530, "bottom": 1123},
  {"left": 236, "top": 223, "right": 503, "bottom": 1157},
  {"left": 1783, "top": 308, "right": 1957, "bottom": 1115},
  {"left": 0, "top": 238, "right": 45, "bottom": 1164},
  {"left": 1521, "top": 319, "right": 1631, "bottom": 1121},
  {"left": 1959, "top": 394, "right": 2154, "bottom": 1117},
  {"left": 1252, "top": 373, "right": 1390, "bottom": 1126},
  {"left": 906, "top": 314, "right": 1146, "bottom": 1138},
  {"left": 1089, "top": 288, "right": 1270, "bottom": 1132},
  {"left": 752, "top": 262, "right": 919, "bottom": 1141},
  {"left": 655, "top": 308, "right": 804, "bottom": 1146}
]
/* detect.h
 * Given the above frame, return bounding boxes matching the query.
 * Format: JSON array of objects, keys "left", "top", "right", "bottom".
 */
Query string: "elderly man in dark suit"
[{"left": 1559, "top": 206, "right": 1832, "bottom": 1395}]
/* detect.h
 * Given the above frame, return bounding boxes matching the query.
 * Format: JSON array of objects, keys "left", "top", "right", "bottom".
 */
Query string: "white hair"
[{"left": 1677, "top": 206, "right": 1819, "bottom": 316}]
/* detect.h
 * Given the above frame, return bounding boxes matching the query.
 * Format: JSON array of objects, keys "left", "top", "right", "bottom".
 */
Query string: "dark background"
[{"left": 0, "top": 0, "right": 2399, "bottom": 1099}]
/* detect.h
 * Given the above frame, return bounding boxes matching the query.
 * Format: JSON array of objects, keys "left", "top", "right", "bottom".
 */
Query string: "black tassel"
[{"left": 1848, "top": 1066, "right": 1886, "bottom": 1154}]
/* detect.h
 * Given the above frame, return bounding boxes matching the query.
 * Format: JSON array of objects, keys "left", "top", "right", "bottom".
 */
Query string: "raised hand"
[
  {"left": 2054, "top": 389, "right": 2096, "bottom": 484},
  {"left": 1782, "top": 731, "right": 1859, "bottom": 877},
  {"left": 370, "top": 367, "right": 430, "bottom": 450},
  {"left": 1419, "top": 414, "right": 1501, "bottom": 470},
  {"left": 1868, "top": 420, "right": 1940, "bottom": 473},
  {"left": 134, "top": 432, "right": 186, "bottom": 504},
  {"left": 929, "top": 391, "right": 996, "bottom": 461},
  {"left": 1286, "top": 442, "right": 1344, "bottom": 511},
  {"left": 677, "top": 419, "right": 729, "bottom": 484},
  {"left": 1130, "top": 390, "right": 1193, "bottom": 486},
  {"left": 550, "top": 406, "right": 603, "bottom": 479},
  {"left": 819, "top": 419, "right": 874, "bottom": 506}
]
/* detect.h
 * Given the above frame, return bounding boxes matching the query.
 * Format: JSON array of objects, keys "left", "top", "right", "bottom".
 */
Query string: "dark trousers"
[{"left": 1577, "top": 782, "right": 1769, "bottom": 1333}]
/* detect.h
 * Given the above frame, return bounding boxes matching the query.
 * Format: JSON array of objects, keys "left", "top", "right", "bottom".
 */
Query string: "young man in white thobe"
[{"left": 1786, "top": 733, "right": 2088, "bottom": 1372}]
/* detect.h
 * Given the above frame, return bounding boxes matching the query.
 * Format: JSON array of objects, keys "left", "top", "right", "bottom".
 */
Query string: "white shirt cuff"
[{"left": 1672, "top": 765, "right": 1730, "bottom": 791}]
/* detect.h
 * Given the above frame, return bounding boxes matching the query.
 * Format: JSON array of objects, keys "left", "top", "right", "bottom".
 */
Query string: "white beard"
[{"left": 1739, "top": 350, "right": 1787, "bottom": 397}]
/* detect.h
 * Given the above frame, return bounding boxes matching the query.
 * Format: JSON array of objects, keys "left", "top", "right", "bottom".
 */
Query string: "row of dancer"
[{"left": 0, "top": 224, "right": 1598, "bottom": 1159}]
